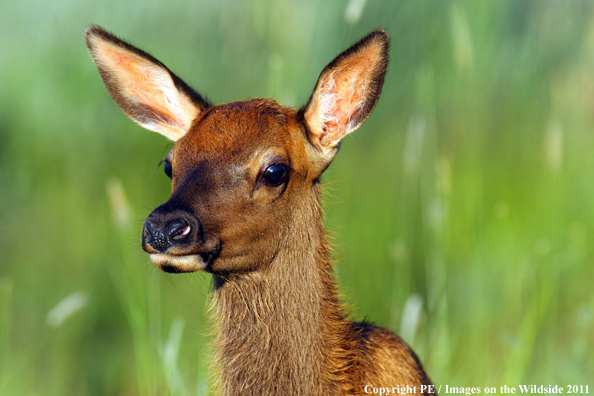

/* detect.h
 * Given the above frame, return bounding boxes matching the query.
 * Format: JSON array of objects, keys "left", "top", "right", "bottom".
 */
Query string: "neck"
[{"left": 210, "top": 188, "right": 355, "bottom": 396}]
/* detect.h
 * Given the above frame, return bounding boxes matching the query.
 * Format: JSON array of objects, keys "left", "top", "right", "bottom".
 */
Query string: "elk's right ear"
[{"left": 85, "top": 25, "right": 210, "bottom": 141}]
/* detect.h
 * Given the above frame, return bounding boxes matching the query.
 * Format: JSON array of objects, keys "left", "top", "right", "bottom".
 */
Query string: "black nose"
[{"left": 143, "top": 212, "right": 195, "bottom": 253}]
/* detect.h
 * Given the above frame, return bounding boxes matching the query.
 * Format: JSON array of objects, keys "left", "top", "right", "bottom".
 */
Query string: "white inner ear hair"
[
  {"left": 130, "top": 63, "right": 192, "bottom": 131},
  {"left": 318, "top": 65, "right": 367, "bottom": 144}
]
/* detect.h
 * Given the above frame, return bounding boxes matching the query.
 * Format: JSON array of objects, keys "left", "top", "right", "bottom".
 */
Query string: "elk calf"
[{"left": 86, "top": 25, "right": 433, "bottom": 396}]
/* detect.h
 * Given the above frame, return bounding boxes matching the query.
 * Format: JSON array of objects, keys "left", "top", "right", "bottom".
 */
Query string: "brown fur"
[
  {"left": 85, "top": 25, "right": 434, "bottom": 396},
  {"left": 209, "top": 181, "right": 432, "bottom": 395}
]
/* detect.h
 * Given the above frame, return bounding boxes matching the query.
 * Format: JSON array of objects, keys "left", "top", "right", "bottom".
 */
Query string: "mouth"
[{"left": 149, "top": 249, "right": 220, "bottom": 273}]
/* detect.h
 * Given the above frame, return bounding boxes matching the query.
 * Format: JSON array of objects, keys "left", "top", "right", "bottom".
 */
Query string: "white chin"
[{"left": 149, "top": 253, "right": 208, "bottom": 273}]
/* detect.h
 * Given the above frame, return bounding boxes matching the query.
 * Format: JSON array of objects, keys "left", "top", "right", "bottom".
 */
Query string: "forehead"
[{"left": 176, "top": 99, "right": 295, "bottom": 156}]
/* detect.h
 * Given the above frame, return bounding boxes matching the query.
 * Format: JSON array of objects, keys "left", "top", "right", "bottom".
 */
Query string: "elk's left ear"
[{"left": 303, "top": 29, "right": 389, "bottom": 160}]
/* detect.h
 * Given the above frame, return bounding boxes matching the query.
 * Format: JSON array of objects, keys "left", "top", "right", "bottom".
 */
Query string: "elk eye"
[
  {"left": 161, "top": 159, "right": 173, "bottom": 179},
  {"left": 262, "top": 163, "right": 289, "bottom": 186}
]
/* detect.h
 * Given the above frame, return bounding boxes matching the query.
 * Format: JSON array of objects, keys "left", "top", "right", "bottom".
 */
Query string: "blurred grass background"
[{"left": 1, "top": 0, "right": 594, "bottom": 395}]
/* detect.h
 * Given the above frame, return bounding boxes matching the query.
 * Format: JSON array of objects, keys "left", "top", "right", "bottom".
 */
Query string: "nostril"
[
  {"left": 171, "top": 225, "right": 191, "bottom": 240},
  {"left": 143, "top": 219, "right": 172, "bottom": 253},
  {"left": 143, "top": 209, "right": 199, "bottom": 254},
  {"left": 144, "top": 220, "right": 157, "bottom": 240},
  {"left": 168, "top": 219, "right": 192, "bottom": 241}
]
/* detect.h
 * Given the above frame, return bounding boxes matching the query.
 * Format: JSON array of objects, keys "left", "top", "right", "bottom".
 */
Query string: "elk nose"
[{"left": 143, "top": 216, "right": 193, "bottom": 253}]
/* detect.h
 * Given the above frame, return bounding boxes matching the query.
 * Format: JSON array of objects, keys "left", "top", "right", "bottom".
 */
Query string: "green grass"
[{"left": 1, "top": 0, "right": 593, "bottom": 394}]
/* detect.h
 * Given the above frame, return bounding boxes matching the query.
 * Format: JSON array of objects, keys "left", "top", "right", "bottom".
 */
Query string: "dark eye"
[
  {"left": 161, "top": 159, "right": 173, "bottom": 179},
  {"left": 262, "top": 163, "right": 289, "bottom": 186}
]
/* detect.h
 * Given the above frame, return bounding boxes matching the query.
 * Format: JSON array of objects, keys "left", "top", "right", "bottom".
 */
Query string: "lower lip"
[{"left": 149, "top": 253, "right": 209, "bottom": 273}]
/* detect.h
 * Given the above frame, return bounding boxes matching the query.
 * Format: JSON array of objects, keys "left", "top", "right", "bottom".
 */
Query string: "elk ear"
[
  {"left": 85, "top": 25, "right": 210, "bottom": 141},
  {"left": 303, "top": 29, "right": 389, "bottom": 160}
]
